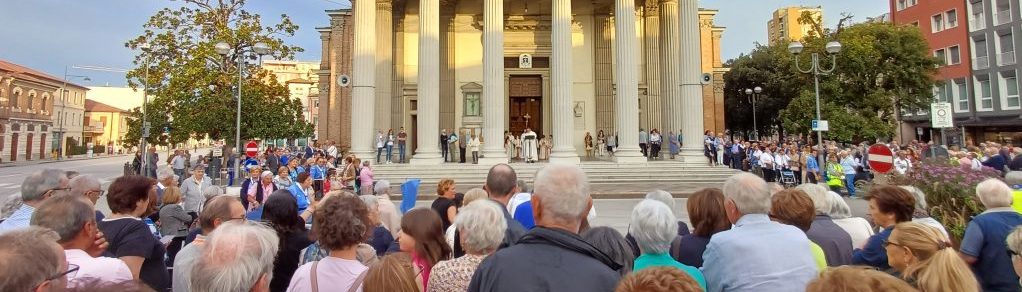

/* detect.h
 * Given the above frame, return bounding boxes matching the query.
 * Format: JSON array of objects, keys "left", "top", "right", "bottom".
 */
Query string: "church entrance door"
[{"left": 508, "top": 75, "right": 543, "bottom": 138}]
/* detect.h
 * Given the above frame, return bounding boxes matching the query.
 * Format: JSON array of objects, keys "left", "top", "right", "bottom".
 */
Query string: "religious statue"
[
  {"left": 512, "top": 134, "right": 522, "bottom": 160},
  {"left": 521, "top": 128, "right": 538, "bottom": 163},
  {"left": 539, "top": 135, "right": 552, "bottom": 160},
  {"left": 505, "top": 131, "right": 515, "bottom": 162}
]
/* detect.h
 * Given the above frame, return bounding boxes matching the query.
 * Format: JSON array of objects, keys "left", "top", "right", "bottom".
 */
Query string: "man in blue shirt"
[
  {"left": 310, "top": 158, "right": 326, "bottom": 196},
  {"left": 0, "top": 169, "right": 70, "bottom": 234},
  {"left": 806, "top": 149, "right": 820, "bottom": 184},
  {"left": 701, "top": 173, "right": 818, "bottom": 292},
  {"left": 961, "top": 179, "right": 1022, "bottom": 292}
]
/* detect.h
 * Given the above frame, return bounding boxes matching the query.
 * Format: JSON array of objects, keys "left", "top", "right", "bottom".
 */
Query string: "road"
[{"left": 2, "top": 155, "right": 868, "bottom": 232}]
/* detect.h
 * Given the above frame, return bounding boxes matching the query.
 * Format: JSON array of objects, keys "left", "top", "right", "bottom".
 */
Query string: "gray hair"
[
  {"left": 203, "top": 186, "right": 225, "bottom": 202},
  {"left": 68, "top": 175, "right": 102, "bottom": 198},
  {"left": 976, "top": 178, "right": 1013, "bottom": 208},
  {"left": 157, "top": 166, "right": 175, "bottom": 180},
  {"left": 374, "top": 180, "right": 391, "bottom": 195},
  {"left": 260, "top": 171, "right": 273, "bottom": 179},
  {"left": 1008, "top": 226, "right": 1022, "bottom": 258},
  {"left": 0, "top": 227, "right": 62, "bottom": 292},
  {"left": 721, "top": 173, "right": 771, "bottom": 215},
  {"left": 21, "top": 169, "right": 69, "bottom": 202},
  {"left": 644, "top": 190, "right": 675, "bottom": 210},
  {"left": 898, "top": 185, "right": 928, "bottom": 211},
  {"left": 517, "top": 179, "right": 531, "bottom": 194},
  {"left": 1006, "top": 171, "right": 1022, "bottom": 186},
  {"left": 795, "top": 183, "right": 832, "bottom": 214},
  {"left": 360, "top": 195, "right": 379, "bottom": 211},
  {"left": 827, "top": 191, "right": 854, "bottom": 219},
  {"left": 455, "top": 200, "right": 507, "bottom": 254},
  {"left": 628, "top": 199, "right": 678, "bottom": 254},
  {"left": 190, "top": 221, "right": 280, "bottom": 292},
  {"left": 533, "top": 164, "right": 591, "bottom": 226},
  {"left": 30, "top": 194, "right": 95, "bottom": 243}
]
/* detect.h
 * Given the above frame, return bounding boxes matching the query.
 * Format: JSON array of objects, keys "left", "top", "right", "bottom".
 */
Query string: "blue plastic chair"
[{"left": 401, "top": 179, "right": 421, "bottom": 214}]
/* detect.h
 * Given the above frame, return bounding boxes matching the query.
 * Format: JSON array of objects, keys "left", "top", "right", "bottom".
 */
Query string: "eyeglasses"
[
  {"left": 1008, "top": 249, "right": 1019, "bottom": 257},
  {"left": 41, "top": 187, "right": 71, "bottom": 197},
  {"left": 228, "top": 216, "right": 247, "bottom": 222},
  {"left": 881, "top": 239, "right": 903, "bottom": 248},
  {"left": 88, "top": 190, "right": 105, "bottom": 197},
  {"left": 45, "top": 263, "right": 79, "bottom": 281}
]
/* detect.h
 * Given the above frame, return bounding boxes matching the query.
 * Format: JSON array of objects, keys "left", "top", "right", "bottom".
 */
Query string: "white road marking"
[{"left": 868, "top": 154, "right": 894, "bottom": 164}]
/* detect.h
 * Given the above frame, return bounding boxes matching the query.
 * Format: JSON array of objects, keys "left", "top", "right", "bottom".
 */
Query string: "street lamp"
[
  {"left": 136, "top": 43, "right": 153, "bottom": 176},
  {"left": 58, "top": 68, "right": 91, "bottom": 160},
  {"left": 743, "top": 86, "right": 763, "bottom": 140},
  {"left": 215, "top": 41, "right": 269, "bottom": 185},
  {"left": 790, "top": 40, "right": 841, "bottom": 173}
]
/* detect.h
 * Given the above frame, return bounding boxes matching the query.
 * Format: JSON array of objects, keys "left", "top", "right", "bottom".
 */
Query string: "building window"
[
  {"left": 971, "top": 1, "right": 987, "bottom": 31},
  {"left": 10, "top": 90, "right": 19, "bottom": 109},
  {"left": 998, "top": 30, "right": 1015, "bottom": 66},
  {"left": 955, "top": 79, "right": 970, "bottom": 112},
  {"left": 948, "top": 45, "right": 962, "bottom": 65},
  {"left": 946, "top": 9, "right": 958, "bottom": 28},
  {"left": 910, "top": 21, "right": 919, "bottom": 27},
  {"left": 977, "top": 75, "right": 994, "bottom": 110},
  {"left": 935, "top": 84, "right": 950, "bottom": 103},
  {"left": 935, "top": 49, "right": 947, "bottom": 65},
  {"left": 974, "top": 37, "right": 990, "bottom": 70},
  {"left": 897, "top": 0, "right": 907, "bottom": 11},
  {"left": 932, "top": 14, "right": 945, "bottom": 32},
  {"left": 27, "top": 93, "right": 35, "bottom": 110},
  {"left": 1003, "top": 71, "right": 1021, "bottom": 109},
  {"left": 996, "top": 0, "right": 1012, "bottom": 25}
]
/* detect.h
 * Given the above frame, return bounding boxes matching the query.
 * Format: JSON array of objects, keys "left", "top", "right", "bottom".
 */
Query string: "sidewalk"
[{"left": 0, "top": 153, "right": 131, "bottom": 168}]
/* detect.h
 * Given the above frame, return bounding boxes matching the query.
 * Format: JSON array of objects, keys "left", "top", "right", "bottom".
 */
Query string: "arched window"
[
  {"left": 27, "top": 92, "right": 36, "bottom": 110},
  {"left": 11, "top": 88, "right": 21, "bottom": 109},
  {"left": 41, "top": 93, "right": 49, "bottom": 112}
]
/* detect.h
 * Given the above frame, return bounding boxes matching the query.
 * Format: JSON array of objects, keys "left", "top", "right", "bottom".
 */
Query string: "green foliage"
[
  {"left": 122, "top": 0, "right": 312, "bottom": 148},
  {"left": 726, "top": 16, "right": 940, "bottom": 143},
  {"left": 888, "top": 159, "right": 1002, "bottom": 242}
]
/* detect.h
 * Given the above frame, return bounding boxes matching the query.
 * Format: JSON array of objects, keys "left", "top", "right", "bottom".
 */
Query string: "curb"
[{"left": 0, "top": 154, "right": 131, "bottom": 168}]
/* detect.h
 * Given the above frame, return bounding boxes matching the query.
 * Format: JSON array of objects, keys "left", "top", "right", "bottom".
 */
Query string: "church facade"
[{"left": 318, "top": 0, "right": 726, "bottom": 163}]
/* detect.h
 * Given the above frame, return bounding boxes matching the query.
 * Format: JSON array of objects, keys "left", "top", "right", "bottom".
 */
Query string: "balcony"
[
  {"left": 1000, "top": 51, "right": 1016, "bottom": 66},
  {"left": 974, "top": 56, "right": 991, "bottom": 70},
  {"left": 971, "top": 15, "right": 987, "bottom": 31},
  {"left": 997, "top": 10, "right": 1012, "bottom": 25}
]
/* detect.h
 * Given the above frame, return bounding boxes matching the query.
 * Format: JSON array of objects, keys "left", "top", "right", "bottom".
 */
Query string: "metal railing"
[
  {"left": 1000, "top": 51, "right": 1016, "bottom": 66},
  {"left": 997, "top": 10, "right": 1012, "bottom": 25},
  {"left": 974, "top": 56, "right": 991, "bottom": 69}
]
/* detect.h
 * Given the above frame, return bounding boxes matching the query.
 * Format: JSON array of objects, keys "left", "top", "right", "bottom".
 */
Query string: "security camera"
[{"left": 700, "top": 73, "right": 712, "bottom": 85}]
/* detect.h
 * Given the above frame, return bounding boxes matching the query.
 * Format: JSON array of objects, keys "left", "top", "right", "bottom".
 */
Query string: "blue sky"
[{"left": 0, "top": 0, "right": 887, "bottom": 87}]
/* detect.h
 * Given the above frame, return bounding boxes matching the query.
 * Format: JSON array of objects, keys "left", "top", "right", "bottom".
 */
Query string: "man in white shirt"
[
  {"left": 759, "top": 149, "right": 776, "bottom": 182},
  {"left": 0, "top": 169, "right": 70, "bottom": 234},
  {"left": 30, "top": 194, "right": 132, "bottom": 288},
  {"left": 894, "top": 151, "right": 912, "bottom": 175},
  {"left": 171, "top": 150, "right": 187, "bottom": 184}
]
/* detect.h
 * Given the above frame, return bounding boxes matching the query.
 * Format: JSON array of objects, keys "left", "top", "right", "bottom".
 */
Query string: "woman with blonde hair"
[
  {"left": 363, "top": 253, "right": 419, "bottom": 292},
  {"left": 886, "top": 222, "right": 978, "bottom": 292},
  {"left": 159, "top": 186, "right": 192, "bottom": 266}
]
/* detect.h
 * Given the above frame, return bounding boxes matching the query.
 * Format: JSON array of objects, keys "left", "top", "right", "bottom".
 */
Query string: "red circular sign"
[
  {"left": 245, "top": 141, "right": 259, "bottom": 158},
  {"left": 867, "top": 144, "right": 895, "bottom": 174}
]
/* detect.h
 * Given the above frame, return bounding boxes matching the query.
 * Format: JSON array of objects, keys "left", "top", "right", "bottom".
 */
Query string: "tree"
[
  {"left": 122, "top": 0, "right": 313, "bottom": 149},
  {"left": 723, "top": 42, "right": 803, "bottom": 139},
  {"left": 781, "top": 20, "right": 941, "bottom": 143}
]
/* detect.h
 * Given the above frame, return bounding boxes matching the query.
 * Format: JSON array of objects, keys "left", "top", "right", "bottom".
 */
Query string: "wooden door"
[
  {"left": 39, "top": 134, "right": 46, "bottom": 159},
  {"left": 26, "top": 133, "right": 33, "bottom": 161},
  {"left": 10, "top": 133, "right": 17, "bottom": 162},
  {"left": 508, "top": 75, "right": 543, "bottom": 138}
]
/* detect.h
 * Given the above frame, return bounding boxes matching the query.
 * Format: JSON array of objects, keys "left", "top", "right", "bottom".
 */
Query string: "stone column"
[
  {"left": 613, "top": 0, "right": 644, "bottom": 163},
  {"left": 548, "top": 0, "right": 579, "bottom": 163},
  {"left": 375, "top": 1, "right": 394, "bottom": 132},
  {"left": 478, "top": 0, "right": 508, "bottom": 164},
  {"left": 678, "top": 0, "right": 705, "bottom": 163},
  {"left": 410, "top": 0, "right": 443, "bottom": 164},
  {"left": 659, "top": 0, "right": 681, "bottom": 137},
  {"left": 351, "top": 0, "right": 377, "bottom": 160}
]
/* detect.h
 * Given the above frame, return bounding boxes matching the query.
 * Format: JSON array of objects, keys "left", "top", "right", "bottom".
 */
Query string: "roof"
[
  {"left": 85, "top": 99, "right": 128, "bottom": 113},
  {"left": 0, "top": 59, "right": 88, "bottom": 89}
]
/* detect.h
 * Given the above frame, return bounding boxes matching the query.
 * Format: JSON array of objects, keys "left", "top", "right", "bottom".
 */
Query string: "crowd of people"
[{"left": 3, "top": 146, "right": 1022, "bottom": 291}]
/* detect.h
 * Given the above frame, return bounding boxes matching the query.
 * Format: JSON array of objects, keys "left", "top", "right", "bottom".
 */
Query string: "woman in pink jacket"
[{"left": 359, "top": 160, "right": 375, "bottom": 196}]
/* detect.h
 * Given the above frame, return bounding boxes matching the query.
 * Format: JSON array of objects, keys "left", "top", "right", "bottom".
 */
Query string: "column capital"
[{"left": 377, "top": 0, "right": 392, "bottom": 12}]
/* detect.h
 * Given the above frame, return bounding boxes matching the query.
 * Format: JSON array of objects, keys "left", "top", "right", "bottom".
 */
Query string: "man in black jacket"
[
  {"left": 468, "top": 164, "right": 622, "bottom": 292},
  {"left": 453, "top": 164, "right": 526, "bottom": 257}
]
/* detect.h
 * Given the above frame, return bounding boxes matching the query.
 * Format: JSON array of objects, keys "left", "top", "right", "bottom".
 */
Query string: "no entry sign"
[
  {"left": 246, "top": 141, "right": 259, "bottom": 158},
  {"left": 867, "top": 144, "right": 895, "bottom": 174}
]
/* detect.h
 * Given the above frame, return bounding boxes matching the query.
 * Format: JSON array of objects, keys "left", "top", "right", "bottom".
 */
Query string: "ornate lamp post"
[
  {"left": 215, "top": 41, "right": 269, "bottom": 184},
  {"left": 790, "top": 40, "right": 841, "bottom": 172},
  {"left": 743, "top": 86, "right": 763, "bottom": 140}
]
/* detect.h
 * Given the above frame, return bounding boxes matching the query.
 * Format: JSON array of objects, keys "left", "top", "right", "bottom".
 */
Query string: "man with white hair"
[
  {"left": 960, "top": 178, "right": 1022, "bottom": 291},
  {"left": 156, "top": 165, "right": 177, "bottom": 205},
  {"left": 372, "top": 180, "right": 401, "bottom": 237},
  {"left": 701, "top": 173, "right": 817, "bottom": 292},
  {"left": 796, "top": 183, "right": 854, "bottom": 266},
  {"left": 175, "top": 195, "right": 247, "bottom": 291},
  {"left": 468, "top": 164, "right": 621, "bottom": 292},
  {"left": 31, "top": 194, "right": 132, "bottom": 288},
  {"left": 69, "top": 175, "right": 105, "bottom": 220},
  {"left": 0, "top": 169, "right": 70, "bottom": 234},
  {"left": 190, "top": 220, "right": 279, "bottom": 292}
]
